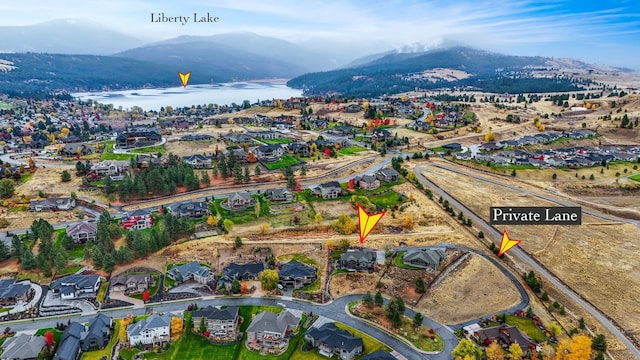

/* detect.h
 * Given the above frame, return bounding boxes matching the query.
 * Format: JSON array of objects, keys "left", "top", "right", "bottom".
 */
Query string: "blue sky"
[{"left": 1, "top": 0, "right": 639, "bottom": 68}]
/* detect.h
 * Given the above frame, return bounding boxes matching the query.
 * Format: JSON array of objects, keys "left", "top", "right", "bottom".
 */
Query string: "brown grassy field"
[
  {"left": 416, "top": 254, "right": 522, "bottom": 324},
  {"left": 419, "top": 163, "right": 640, "bottom": 338}
]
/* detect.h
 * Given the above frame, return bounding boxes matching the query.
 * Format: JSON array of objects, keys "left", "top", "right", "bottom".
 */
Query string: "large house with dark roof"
[
  {"left": 166, "top": 261, "right": 214, "bottom": 285},
  {"left": 182, "top": 154, "right": 212, "bottom": 169},
  {"left": 191, "top": 305, "right": 240, "bottom": 339},
  {"left": 312, "top": 181, "right": 343, "bottom": 199},
  {"left": 0, "top": 278, "right": 33, "bottom": 306},
  {"left": 473, "top": 324, "right": 537, "bottom": 353},
  {"left": 53, "top": 314, "right": 113, "bottom": 360},
  {"left": 89, "top": 160, "right": 129, "bottom": 178},
  {"left": 361, "top": 350, "right": 397, "bottom": 360},
  {"left": 278, "top": 260, "right": 316, "bottom": 290},
  {"left": 170, "top": 201, "right": 210, "bottom": 218},
  {"left": 110, "top": 273, "right": 155, "bottom": 294},
  {"left": 221, "top": 191, "right": 255, "bottom": 211},
  {"left": 338, "top": 249, "right": 377, "bottom": 272},
  {"left": 304, "top": 322, "right": 364, "bottom": 360},
  {"left": 66, "top": 221, "right": 98, "bottom": 244},
  {"left": 115, "top": 130, "right": 162, "bottom": 149},
  {"left": 264, "top": 188, "right": 295, "bottom": 203},
  {"left": 218, "top": 262, "right": 264, "bottom": 290},
  {"left": 51, "top": 274, "right": 101, "bottom": 300},
  {"left": 255, "top": 144, "right": 285, "bottom": 161}
]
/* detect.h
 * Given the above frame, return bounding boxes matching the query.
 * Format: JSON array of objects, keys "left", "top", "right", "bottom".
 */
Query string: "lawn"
[
  {"left": 263, "top": 155, "right": 300, "bottom": 170},
  {"left": 393, "top": 251, "right": 423, "bottom": 270},
  {"left": 338, "top": 146, "right": 368, "bottom": 156},
  {"left": 503, "top": 314, "right": 547, "bottom": 342},
  {"left": 67, "top": 244, "right": 87, "bottom": 262},
  {"left": 97, "top": 281, "right": 109, "bottom": 302},
  {"left": 262, "top": 138, "right": 293, "bottom": 145},
  {"left": 20, "top": 173, "right": 33, "bottom": 183},
  {"left": 0, "top": 101, "right": 12, "bottom": 110},
  {"left": 214, "top": 197, "right": 269, "bottom": 225},
  {"left": 129, "top": 145, "right": 166, "bottom": 154},
  {"left": 334, "top": 322, "right": 391, "bottom": 354},
  {"left": 142, "top": 332, "right": 239, "bottom": 360},
  {"left": 276, "top": 253, "right": 317, "bottom": 266},
  {"left": 82, "top": 321, "right": 121, "bottom": 360},
  {"left": 629, "top": 173, "right": 640, "bottom": 182},
  {"left": 236, "top": 315, "right": 308, "bottom": 360},
  {"left": 101, "top": 141, "right": 134, "bottom": 161},
  {"left": 119, "top": 348, "right": 140, "bottom": 360}
]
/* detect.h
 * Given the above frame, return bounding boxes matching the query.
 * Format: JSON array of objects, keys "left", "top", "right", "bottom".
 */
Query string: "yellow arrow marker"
[
  {"left": 498, "top": 229, "right": 521, "bottom": 257},
  {"left": 178, "top": 71, "right": 191, "bottom": 88},
  {"left": 358, "top": 204, "right": 386, "bottom": 243}
]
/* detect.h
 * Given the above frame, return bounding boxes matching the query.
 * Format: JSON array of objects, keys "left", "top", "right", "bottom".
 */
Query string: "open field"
[
  {"left": 0, "top": 209, "right": 82, "bottom": 232},
  {"left": 164, "top": 138, "right": 225, "bottom": 157},
  {"left": 416, "top": 254, "right": 522, "bottom": 324},
  {"left": 420, "top": 163, "right": 640, "bottom": 338}
]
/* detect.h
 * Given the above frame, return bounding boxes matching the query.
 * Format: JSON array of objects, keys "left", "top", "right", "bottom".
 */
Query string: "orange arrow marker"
[
  {"left": 498, "top": 229, "right": 521, "bottom": 256},
  {"left": 178, "top": 71, "right": 191, "bottom": 88},
  {"left": 358, "top": 203, "right": 386, "bottom": 243}
]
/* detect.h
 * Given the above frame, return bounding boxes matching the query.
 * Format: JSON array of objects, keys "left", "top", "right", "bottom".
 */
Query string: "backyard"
[
  {"left": 263, "top": 155, "right": 300, "bottom": 170},
  {"left": 81, "top": 321, "right": 121, "bottom": 360}
]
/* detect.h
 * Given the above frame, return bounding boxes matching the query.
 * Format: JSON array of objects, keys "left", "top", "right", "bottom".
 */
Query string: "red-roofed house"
[{"left": 122, "top": 210, "right": 154, "bottom": 230}]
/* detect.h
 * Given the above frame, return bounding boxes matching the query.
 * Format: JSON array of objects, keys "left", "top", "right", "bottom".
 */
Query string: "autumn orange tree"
[{"left": 485, "top": 341, "right": 505, "bottom": 360}]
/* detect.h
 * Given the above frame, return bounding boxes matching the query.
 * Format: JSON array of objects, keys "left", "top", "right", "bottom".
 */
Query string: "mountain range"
[{"left": 0, "top": 20, "right": 631, "bottom": 96}]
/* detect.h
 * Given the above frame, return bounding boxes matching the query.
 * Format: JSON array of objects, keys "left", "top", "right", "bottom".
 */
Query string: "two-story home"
[
  {"left": 122, "top": 209, "right": 154, "bottom": 230},
  {"left": 53, "top": 314, "right": 113, "bottom": 360},
  {"left": 375, "top": 168, "right": 400, "bottom": 183},
  {"left": 166, "top": 261, "right": 215, "bottom": 285},
  {"left": 110, "top": 273, "right": 155, "bottom": 294},
  {"left": 255, "top": 144, "right": 285, "bottom": 162},
  {"left": 278, "top": 260, "right": 317, "bottom": 290},
  {"left": 221, "top": 191, "right": 255, "bottom": 211},
  {"left": 126, "top": 314, "right": 173, "bottom": 348},
  {"left": 28, "top": 198, "right": 76, "bottom": 212},
  {"left": 89, "top": 160, "right": 129, "bottom": 178},
  {"left": 170, "top": 201, "right": 210, "bottom": 218},
  {"left": 0, "top": 278, "right": 33, "bottom": 306},
  {"left": 191, "top": 306, "right": 240, "bottom": 339},
  {"left": 338, "top": 249, "right": 377, "bottom": 272},
  {"left": 181, "top": 154, "right": 212, "bottom": 169},
  {"left": 402, "top": 248, "right": 446, "bottom": 270},
  {"left": 51, "top": 274, "right": 101, "bottom": 300},
  {"left": 218, "top": 262, "right": 264, "bottom": 290},
  {"left": 116, "top": 130, "right": 162, "bottom": 149},
  {"left": 312, "top": 181, "right": 343, "bottom": 199},
  {"left": 61, "top": 143, "right": 93, "bottom": 157},
  {"left": 372, "top": 129, "right": 392, "bottom": 142},
  {"left": 66, "top": 221, "right": 98, "bottom": 244},
  {"left": 352, "top": 174, "right": 380, "bottom": 190},
  {"left": 246, "top": 310, "right": 300, "bottom": 352},
  {"left": 264, "top": 188, "right": 295, "bottom": 203},
  {"left": 304, "top": 322, "right": 364, "bottom": 360}
]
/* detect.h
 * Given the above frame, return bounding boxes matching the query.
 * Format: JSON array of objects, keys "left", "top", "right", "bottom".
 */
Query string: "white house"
[{"left": 126, "top": 314, "right": 173, "bottom": 347}]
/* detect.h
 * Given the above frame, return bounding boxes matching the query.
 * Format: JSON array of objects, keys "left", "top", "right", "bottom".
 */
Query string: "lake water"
[{"left": 72, "top": 82, "right": 302, "bottom": 111}]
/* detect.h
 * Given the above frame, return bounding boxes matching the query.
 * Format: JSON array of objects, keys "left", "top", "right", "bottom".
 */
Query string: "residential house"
[
  {"left": 352, "top": 175, "right": 380, "bottom": 190},
  {"left": 115, "top": 130, "right": 162, "bottom": 148},
  {"left": 191, "top": 306, "right": 240, "bottom": 338},
  {"left": 166, "top": 261, "right": 214, "bottom": 285},
  {"left": 338, "top": 249, "right": 377, "bottom": 272},
  {"left": 181, "top": 134, "right": 214, "bottom": 141},
  {"left": 51, "top": 274, "right": 101, "bottom": 300},
  {"left": 222, "top": 191, "right": 255, "bottom": 211},
  {"left": 375, "top": 168, "right": 400, "bottom": 183},
  {"left": 286, "top": 142, "right": 310, "bottom": 156},
  {"left": 181, "top": 154, "right": 212, "bottom": 169},
  {"left": 218, "top": 262, "right": 264, "bottom": 289},
  {"left": 255, "top": 144, "right": 285, "bottom": 161},
  {"left": 110, "top": 274, "right": 155, "bottom": 294},
  {"left": 28, "top": 197, "right": 76, "bottom": 212},
  {"left": 89, "top": 160, "right": 129, "bottom": 177},
  {"left": 122, "top": 209, "right": 154, "bottom": 230},
  {"left": 250, "top": 131, "right": 279, "bottom": 140},
  {"left": 345, "top": 104, "right": 362, "bottom": 113},
  {"left": 66, "top": 221, "right": 98, "bottom": 244},
  {"left": 264, "top": 188, "right": 295, "bottom": 203},
  {"left": 361, "top": 350, "right": 397, "bottom": 360},
  {"left": 372, "top": 129, "right": 391, "bottom": 142},
  {"left": 0, "top": 279, "right": 32, "bottom": 306},
  {"left": 402, "top": 248, "right": 446, "bottom": 270},
  {"left": 126, "top": 314, "right": 173, "bottom": 347},
  {"left": 61, "top": 143, "right": 93, "bottom": 157},
  {"left": 1, "top": 334, "right": 46, "bottom": 360},
  {"left": 246, "top": 310, "right": 300, "bottom": 352},
  {"left": 473, "top": 324, "right": 537, "bottom": 352},
  {"left": 170, "top": 201, "right": 210, "bottom": 218},
  {"left": 53, "top": 315, "right": 113, "bottom": 360},
  {"left": 278, "top": 260, "right": 316, "bottom": 290},
  {"left": 332, "top": 125, "right": 356, "bottom": 136},
  {"left": 442, "top": 143, "right": 462, "bottom": 152},
  {"left": 312, "top": 181, "right": 343, "bottom": 199},
  {"left": 304, "top": 323, "right": 363, "bottom": 360}
]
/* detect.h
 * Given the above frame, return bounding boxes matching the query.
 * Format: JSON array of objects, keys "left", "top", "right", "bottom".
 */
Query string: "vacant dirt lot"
[
  {"left": 416, "top": 254, "right": 522, "bottom": 325},
  {"left": 15, "top": 167, "right": 79, "bottom": 198},
  {"left": 0, "top": 210, "right": 83, "bottom": 231},
  {"left": 420, "top": 163, "right": 640, "bottom": 334}
]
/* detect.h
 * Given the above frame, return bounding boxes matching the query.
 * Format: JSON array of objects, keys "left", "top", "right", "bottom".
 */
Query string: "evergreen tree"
[
  {"left": 415, "top": 277, "right": 426, "bottom": 294},
  {"left": 20, "top": 246, "right": 36, "bottom": 270},
  {"left": 233, "top": 162, "right": 243, "bottom": 183},
  {"left": 362, "top": 292, "right": 374, "bottom": 308},
  {"left": 0, "top": 241, "right": 9, "bottom": 261},
  {"left": 413, "top": 312, "right": 424, "bottom": 328},
  {"left": 11, "top": 235, "right": 22, "bottom": 257},
  {"left": 374, "top": 291, "right": 384, "bottom": 306},
  {"left": 201, "top": 171, "right": 210, "bottom": 186},
  {"left": 243, "top": 166, "right": 251, "bottom": 183},
  {"left": 218, "top": 154, "right": 228, "bottom": 179}
]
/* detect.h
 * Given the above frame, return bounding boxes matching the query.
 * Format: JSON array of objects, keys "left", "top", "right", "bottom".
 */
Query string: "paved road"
[
  {"left": 5, "top": 295, "right": 457, "bottom": 360},
  {"left": 414, "top": 163, "right": 640, "bottom": 358}
]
